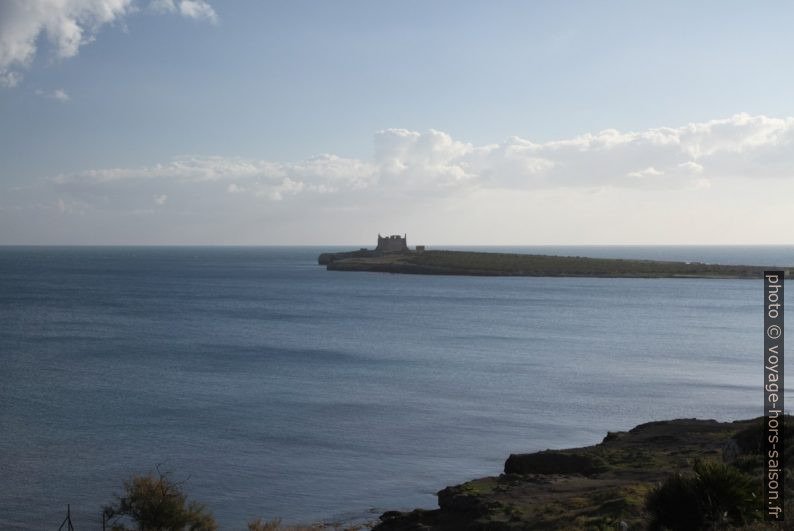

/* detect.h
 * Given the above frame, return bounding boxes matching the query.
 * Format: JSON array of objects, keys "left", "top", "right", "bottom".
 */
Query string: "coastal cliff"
[
  {"left": 318, "top": 250, "right": 780, "bottom": 279},
  {"left": 372, "top": 417, "right": 781, "bottom": 530}
]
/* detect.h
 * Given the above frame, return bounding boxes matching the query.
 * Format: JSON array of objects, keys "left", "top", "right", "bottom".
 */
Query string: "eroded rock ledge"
[{"left": 373, "top": 418, "right": 770, "bottom": 530}]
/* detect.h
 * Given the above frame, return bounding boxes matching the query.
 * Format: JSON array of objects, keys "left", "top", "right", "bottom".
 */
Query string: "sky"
[{"left": 1, "top": 0, "right": 794, "bottom": 245}]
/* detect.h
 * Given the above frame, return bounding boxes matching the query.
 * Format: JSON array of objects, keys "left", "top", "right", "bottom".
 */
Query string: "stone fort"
[{"left": 376, "top": 234, "right": 408, "bottom": 252}]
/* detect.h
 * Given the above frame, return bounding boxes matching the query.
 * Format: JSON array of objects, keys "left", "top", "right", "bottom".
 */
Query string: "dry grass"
[{"left": 247, "top": 517, "right": 368, "bottom": 531}]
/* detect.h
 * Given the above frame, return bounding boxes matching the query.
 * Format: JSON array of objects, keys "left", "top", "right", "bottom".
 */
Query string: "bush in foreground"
[
  {"left": 646, "top": 459, "right": 760, "bottom": 530},
  {"left": 104, "top": 470, "right": 217, "bottom": 530}
]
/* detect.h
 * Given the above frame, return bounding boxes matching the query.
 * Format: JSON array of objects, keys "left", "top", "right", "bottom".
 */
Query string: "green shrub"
[
  {"left": 103, "top": 470, "right": 217, "bottom": 530},
  {"left": 730, "top": 453, "right": 764, "bottom": 475},
  {"left": 646, "top": 460, "right": 760, "bottom": 530},
  {"left": 733, "top": 416, "right": 792, "bottom": 455}
]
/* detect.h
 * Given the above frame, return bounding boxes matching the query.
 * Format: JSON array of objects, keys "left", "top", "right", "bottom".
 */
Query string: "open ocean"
[{"left": 0, "top": 245, "right": 791, "bottom": 529}]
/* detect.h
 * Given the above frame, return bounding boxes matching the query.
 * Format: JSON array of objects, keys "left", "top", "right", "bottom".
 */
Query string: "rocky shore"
[
  {"left": 371, "top": 417, "right": 778, "bottom": 530},
  {"left": 318, "top": 250, "right": 780, "bottom": 279}
]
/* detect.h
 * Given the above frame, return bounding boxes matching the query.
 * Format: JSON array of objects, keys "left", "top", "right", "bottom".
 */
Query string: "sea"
[{"left": 0, "top": 245, "right": 791, "bottom": 529}]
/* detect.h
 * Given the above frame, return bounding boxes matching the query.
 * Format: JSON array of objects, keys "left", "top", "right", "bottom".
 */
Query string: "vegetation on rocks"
[
  {"left": 645, "top": 459, "right": 760, "bottom": 530},
  {"left": 374, "top": 417, "right": 791, "bottom": 530},
  {"left": 319, "top": 249, "right": 780, "bottom": 278}
]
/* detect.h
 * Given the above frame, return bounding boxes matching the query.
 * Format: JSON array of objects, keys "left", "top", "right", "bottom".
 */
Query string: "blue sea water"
[{"left": 0, "top": 245, "right": 791, "bottom": 529}]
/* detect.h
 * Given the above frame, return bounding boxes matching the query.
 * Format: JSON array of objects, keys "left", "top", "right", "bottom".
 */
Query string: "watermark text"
[{"left": 765, "top": 271, "right": 784, "bottom": 521}]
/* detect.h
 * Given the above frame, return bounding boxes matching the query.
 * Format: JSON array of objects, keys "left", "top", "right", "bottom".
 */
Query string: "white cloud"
[
  {"left": 0, "top": 0, "right": 217, "bottom": 87},
  {"left": 148, "top": 0, "right": 216, "bottom": 23},
  {"left": 626, "top": 166, "right": 663, "bottom": 180},
  {"left": 55, "top": 154, "right": 376, "bottom": 188},
  {"left": 35, "top": 88, "right": 70, "bottom": 101},
  {"left": 53, "top": 153, "right": 377, "bottom": 208},
  {"left": 176, "top": 0, "right": 217, "bottom": 23},
  {"left": 374, "top": 128, "right": 475, "bottom": 188},
  {"left": 677, "top": 161, "right": 704, "bottom": 174},
  {"left": 9, "top": 113, "right": 794, "bottom": 244},
  {"left": 0, "top": 0, "right": 134, "bottom": 85},
  {"left": 49, "top": 114, "right": 794, "bottom": 213},
  {"left": 0, "top": 70, "right": 22, "bottom": 88},
  {"left": 53, "top": 88, "right": 70, "bottom": 101},
  {"left": 56, "top": 196, "right": 91, "bottom": 214},
  {"left": 368, "top": 113, "right": 794, "bottom": 192}
]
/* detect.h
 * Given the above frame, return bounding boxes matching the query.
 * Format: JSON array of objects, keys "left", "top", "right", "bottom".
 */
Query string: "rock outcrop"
[{"left": 373, "top": 418, "right": 771, "bottom": 530}]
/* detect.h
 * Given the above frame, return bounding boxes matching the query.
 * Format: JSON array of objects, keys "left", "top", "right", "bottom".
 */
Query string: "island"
[
  {"left": 371, "top": 416, "right": 780, "bottom": 530},
  {"left": 318, "top": 235, "right": 787, "bottom": 279}
]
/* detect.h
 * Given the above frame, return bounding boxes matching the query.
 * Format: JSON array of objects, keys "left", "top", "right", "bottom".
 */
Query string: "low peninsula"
[
  {"left": 318, "top": 240, "right": 784, "bottom": 279},
  {"left": 318, "top": 236, "right": 788, "bottom": 279},
  {"left": 319, "top": 249, "right": 779, "bottom": 278}
]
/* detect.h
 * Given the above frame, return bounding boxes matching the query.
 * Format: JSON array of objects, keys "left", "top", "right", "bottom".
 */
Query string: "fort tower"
[{"left": 376, "top": 234, "right": 408, "bottom": 252}]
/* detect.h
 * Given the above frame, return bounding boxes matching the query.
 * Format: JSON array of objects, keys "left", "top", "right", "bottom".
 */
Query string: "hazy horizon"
[{"left": 2, "top": 1, "right": 794, "bottom": 245}]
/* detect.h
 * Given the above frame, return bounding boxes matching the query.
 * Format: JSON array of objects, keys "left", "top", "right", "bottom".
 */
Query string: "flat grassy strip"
[{"left": 401, "top": 251, "right": 768, "bottom": 277}]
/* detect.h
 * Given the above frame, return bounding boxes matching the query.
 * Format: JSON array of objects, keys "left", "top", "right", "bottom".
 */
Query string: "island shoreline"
[{"left": 318, "top": 249, "right": 788, "bottom": 279}]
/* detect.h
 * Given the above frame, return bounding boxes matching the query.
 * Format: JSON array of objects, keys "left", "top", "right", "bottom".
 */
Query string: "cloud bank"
[
  {"left": 35, "top": 88, "right": 70, "bottom": 101},
  {"left": 0, "top": 0, "right": 216, "bottom": 86},
  {"left": 52, "top": 114, "right": 794, "bottom": 210}
]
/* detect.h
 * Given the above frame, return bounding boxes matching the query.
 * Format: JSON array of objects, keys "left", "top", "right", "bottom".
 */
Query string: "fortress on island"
[
  {"left": 320, "top": 239, "right": 778, "bottom": 278},
  {"left": 319, "top": 235, "right": 425, "bottom": 266},
  {"left": 376, "top": 234, "right": 409, "bottom": 252}
]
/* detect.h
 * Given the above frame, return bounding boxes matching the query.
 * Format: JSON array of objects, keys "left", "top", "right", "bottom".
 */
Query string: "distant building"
[
  {"left": 376, "top": 234, "right": 408, "bottom": 252},
  {"left": 415, "top": 245, "right": 425, "bottom": 252}
]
